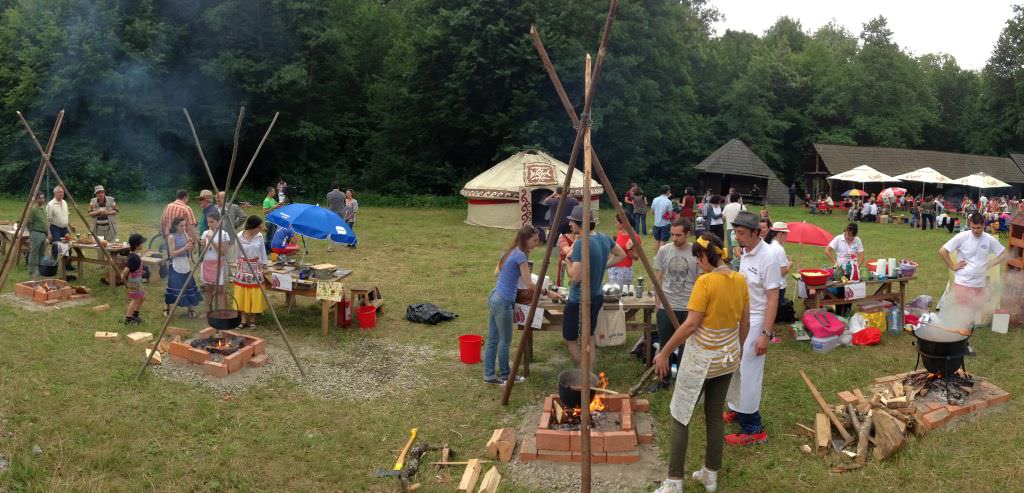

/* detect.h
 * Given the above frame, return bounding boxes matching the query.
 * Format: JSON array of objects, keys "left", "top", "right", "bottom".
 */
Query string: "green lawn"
[{"left": 0, "top": 201, "right": 1021, "bottom": 492}]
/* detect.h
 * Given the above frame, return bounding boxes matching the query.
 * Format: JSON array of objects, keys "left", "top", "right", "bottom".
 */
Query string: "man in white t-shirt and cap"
[
  {"left": 939, "top": 213, "right": 1011, "bottom": 338},
  {"left": 723, "top": 210, "right": 781, "bottom": 446}
]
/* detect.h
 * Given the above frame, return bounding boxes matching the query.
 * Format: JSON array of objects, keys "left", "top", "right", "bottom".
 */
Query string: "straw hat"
[{"left": 770, "top": 221, "right": 790, "bottom": 233}]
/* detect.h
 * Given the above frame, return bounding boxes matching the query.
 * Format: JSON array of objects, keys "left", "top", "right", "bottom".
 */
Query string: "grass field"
[{"left": 0, "top": 200, "right": 1021, "bottom": 492}]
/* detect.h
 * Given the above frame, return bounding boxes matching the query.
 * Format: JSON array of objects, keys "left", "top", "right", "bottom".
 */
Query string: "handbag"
[
  {"left": 802, "top": 308, "right": 845, "bottom": 338},
  {"left": 516, "top": 288, "right": 535, "bottom": 304}
]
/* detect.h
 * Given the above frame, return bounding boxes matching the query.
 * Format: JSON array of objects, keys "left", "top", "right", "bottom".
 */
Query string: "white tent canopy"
[
  {"left": 827, "top": 165, "right": 901, "bottom": 183},
  {"left": 892, "top": 167, "right": 955, "bottom": 184},
  {"left": 954, "top": 172, "right": 1011, "bottom": 189},
  {"left": 460, "top": 150, "right": 602, "bottom": 229}
]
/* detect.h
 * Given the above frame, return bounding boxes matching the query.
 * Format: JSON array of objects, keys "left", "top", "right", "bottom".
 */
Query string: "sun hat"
[
  {"left": 198, "top": 189, "right": 214, "bottom": 200},
  {"left": 731, "top": 210, "right": 759, "bottom": 231},
  {"left": 770, "top": 221, "right": 790, "bottom": 233},
  {"left": 94, "top": 185, "right": 105, "bottom": 194},
  {"left": 567, "top": 204, "right": 598, "bottom": 225}
]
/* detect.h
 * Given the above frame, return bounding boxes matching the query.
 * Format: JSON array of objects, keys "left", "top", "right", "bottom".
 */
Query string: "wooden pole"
[
  {"left": 0, "top": 111, "right": 63, "bottom": 292},
  {"left": 528, "top": 24, "right": 682, "bottom": 331},
  {"left": 15, "top": 112, "right": 123, "bottom": 288},
  {"left": 500, "top": 0, "right": 619, "bottom": 406},
  {"left": 579, "top": 52, "right": 593, "bottom": 493}
]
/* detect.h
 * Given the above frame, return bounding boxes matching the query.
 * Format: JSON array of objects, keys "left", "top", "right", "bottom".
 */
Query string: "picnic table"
[
  {"left": 0, "top": 223, "right": 30, "bottom": 264},
  {"left": 264, "top": 264, "right": 353, "bottom": 336},
  {"left": 803, "top": 276, "right": 915, "bottom": 314},
  {"left": 57, "top": 240, "right": 131, "bottom": 285},
  {"left": 521, "top": 292, "right": 660, "bottom": 370}
]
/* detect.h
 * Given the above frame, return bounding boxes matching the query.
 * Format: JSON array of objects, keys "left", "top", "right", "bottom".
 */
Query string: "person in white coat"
[{"left": 723, "top": 211, "right": 781, "bottom": 446}]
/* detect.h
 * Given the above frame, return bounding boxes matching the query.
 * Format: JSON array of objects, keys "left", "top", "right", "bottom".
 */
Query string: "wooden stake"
[
  {"left": 800, "top": 370, "right": 854, "bottom": 442},
  {"left": 456, "top": 458, "right": 482, "bottom": 493},
  {"left": 580, "top": 52, "right": 594, "bottom": 493},
  {"left": 814, "top": 413, "right": 830, "bottom": 453}
]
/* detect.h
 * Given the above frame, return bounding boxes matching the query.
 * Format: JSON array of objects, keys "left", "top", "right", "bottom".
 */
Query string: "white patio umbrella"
[
  {"left": 954, "top": 172, "right": 1010, "bottom": 189},
  {"left": 893, "top": 167, "right": 955, "bottom": 198},
  {"left": 827, "top": 165, "right": 900, "bottom": 196}
]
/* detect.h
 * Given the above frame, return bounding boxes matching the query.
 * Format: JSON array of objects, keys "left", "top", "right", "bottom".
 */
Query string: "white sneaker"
[
  {"left": 691, "top": 467, "right": 718, "bottom": 493},
  {"left": 653, "top": 479, "right": 682, "bottom": 493}
]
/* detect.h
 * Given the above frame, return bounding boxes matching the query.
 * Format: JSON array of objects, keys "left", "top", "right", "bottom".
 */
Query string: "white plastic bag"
[{"left": 848, "top": 313, "right": 867, "bottom": 334}]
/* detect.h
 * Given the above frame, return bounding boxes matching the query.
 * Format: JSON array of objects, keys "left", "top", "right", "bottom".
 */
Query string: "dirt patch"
[
  {"left": 0, "top": 293, "right": 94, "bottom": 312},
  {"left": 504, "top": 400, "right": 667, "bottom": 492},
  {"left": 149, "top": 338, "right": 437, "bottom": 401}
]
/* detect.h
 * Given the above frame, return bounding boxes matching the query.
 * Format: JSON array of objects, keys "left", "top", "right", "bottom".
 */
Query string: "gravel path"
[{"left": 149, "top": 338, "right": 437, "bottom": 401}]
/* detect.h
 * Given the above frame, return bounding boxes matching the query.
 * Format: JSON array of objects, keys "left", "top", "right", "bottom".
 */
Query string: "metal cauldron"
[
  {"left": 207, "top": 309, "right": 242, "bottom": 330},
  {"left": 557, "top": 369, "right": 598, "bottom": 409}
]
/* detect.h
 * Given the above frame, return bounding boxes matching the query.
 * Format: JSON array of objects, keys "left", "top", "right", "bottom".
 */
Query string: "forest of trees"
[{"left": 2, "top": 0, "right": 1024, "bottom": 199}]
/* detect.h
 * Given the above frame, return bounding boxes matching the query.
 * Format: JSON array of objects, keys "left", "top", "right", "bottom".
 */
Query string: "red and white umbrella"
[{"left": 879, "top": 187, "right": 907, "bottom": 199}]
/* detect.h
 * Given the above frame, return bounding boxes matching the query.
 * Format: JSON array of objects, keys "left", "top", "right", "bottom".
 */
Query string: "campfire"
[
  {"left": 191, "top": 334, "right": 245, "bottom": 356},
  {"left": 167, "top": 328, "right": 268, "bottom": 377},
  {"left": 13, "top": 279, "right": 86, "bottom": 305},
  {"left": 552, "top": 372, "right": 609, "bottom": 429}
]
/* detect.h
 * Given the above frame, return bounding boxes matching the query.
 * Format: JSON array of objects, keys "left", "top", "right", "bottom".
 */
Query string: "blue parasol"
[{"left": 266, "top": 203, "right": 357, "bottom": 245}]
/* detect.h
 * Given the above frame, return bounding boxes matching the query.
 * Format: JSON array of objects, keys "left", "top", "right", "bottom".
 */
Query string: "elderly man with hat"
[
  {"left": 722, "top": 210, "right": 782, "bottom": 446},
  {"left": 88, "top": 185, "right": 118, "bottom": 241},
  {"left": 197, "top": 189, "right": 217, "bottom": 235},
  {"left": 562, "top": 205, "right": 626, "bottom": 368}
]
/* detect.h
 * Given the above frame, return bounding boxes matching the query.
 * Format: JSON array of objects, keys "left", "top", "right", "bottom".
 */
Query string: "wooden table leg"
[
  {"left": 523, "top": 329, "right": 532, "bottom": 377},
  {"left": 321, "top": 299, "right": 329, "bottom": 336},
  {"left": 899, "top": 280, "right": 907, "bottom": 313},
  {"left": 644, "top": 308, "right": 654, "bottom": 366}
]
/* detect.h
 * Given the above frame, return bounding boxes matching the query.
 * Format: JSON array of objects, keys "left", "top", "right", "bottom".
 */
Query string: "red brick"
[
  {"left": 946, "top": 404, "right": 970, "bottom": 418},
  {"left": 538, "top": 411, "right": 551, "bottom": 430},
  {"left": 632, "top": 399, "right": 650, "bottom": 413},
  {"left": 535, "top": 429, "right": 570, "bottom": 451},
  {"left": 620, "top": 399, "right": 633, "bottom": 431},
  {"left": 602, "top": 430, "right": 637, "bottom": 452},
  {"left": 969, "top": 399, "right": 989, "bottom": 413},
  {"left": 168, "top": 354, "right": 189, "bottom": 365},
  {"left": 203, "top": 361, "right": 228, "bottom": 378},
  {"left": 536, "top": 449, "right": 573, "bottom": 462},
  {"left": 250, "top": 338, "right": 266, "bottom": 356},
  {"left": 543, "top": 395, "right": 554, "bottom": 413},
  {"left": 569, "top": 431, "right": 605, "bottom": 453},
  {"left": 606, "top": 450, "right": 640, "bottom": 464},
  {"left": 239, "top": 344, "right": 255, "bottom": 360},
  {"left": 602, "top": 395, "right": 627, "bottom": 412},
  {"left": 518, "top": 436, "right": 537, "bottom": 462},
  {"left": 836, "top": 391, "right": 858, "bottom": 405},
  {"left": 925, "top": 402, "right": 944, "bottom": 411},
  {"left": 197, "top": 327, "right": 216, "bottom": 339},
  {"left": 570, "top": 451, "right": 607, "bottom": 463},
  {"left": 248, "top": 354, "right": 269, "bottom": 368},
  {"left": 986, "top": 392, "right": 1011, "bottom": 407},
  {"left": 920, "top": 409, "right": 951, "bottom": 432},
  {"left": 224, "top": 352, "right": 243, "bottom": 373}
]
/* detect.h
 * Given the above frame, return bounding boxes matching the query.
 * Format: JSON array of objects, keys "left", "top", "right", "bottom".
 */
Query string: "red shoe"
[
  {"left": 725, "top": 431, "right": 768, "bottom": 446},
  {"left": 722, "top": 411, "right": 738, "bottom": 424}
]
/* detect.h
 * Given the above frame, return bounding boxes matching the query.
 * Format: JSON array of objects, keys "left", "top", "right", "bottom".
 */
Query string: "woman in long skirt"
[
  {"left": 164, "top": 217, "right": 203, "bottom": 318},
  {"left": 233, "top": 215, "right": 268, "bottom": 328}
]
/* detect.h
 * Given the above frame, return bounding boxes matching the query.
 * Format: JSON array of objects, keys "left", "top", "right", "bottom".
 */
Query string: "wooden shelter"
[
  {"left": 695, "top": 139, "right": 789, "bottom": 205},
  {"left": 805, "top": 144, "right": 1024, "bottom": 199}
]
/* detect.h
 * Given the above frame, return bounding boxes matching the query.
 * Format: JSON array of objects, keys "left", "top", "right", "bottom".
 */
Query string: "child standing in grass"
[{"left": 122, "top": 233, "right": 146, "bottom": 325}]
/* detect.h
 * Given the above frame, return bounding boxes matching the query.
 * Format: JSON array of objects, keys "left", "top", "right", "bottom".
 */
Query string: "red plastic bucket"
[
  {"left": 458, "top": 334, "right": 483, "bottom": 364},
  {"left": 357, "top": 305, "right": 377, "bottom": 329}
]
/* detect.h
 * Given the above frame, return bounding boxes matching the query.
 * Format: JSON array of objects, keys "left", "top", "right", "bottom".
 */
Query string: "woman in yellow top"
[{"left": 652, "top": 232, "right": 750, "bottom": 493}]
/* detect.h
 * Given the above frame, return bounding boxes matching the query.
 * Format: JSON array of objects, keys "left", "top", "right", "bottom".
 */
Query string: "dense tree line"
[{"left": 1, "top": 0, "right": 1024, "bottom": 199}]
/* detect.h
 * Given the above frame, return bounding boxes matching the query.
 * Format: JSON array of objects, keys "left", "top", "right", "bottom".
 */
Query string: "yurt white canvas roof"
[{"left": 461, "top": 150, "right": 603, "bottom": 229}]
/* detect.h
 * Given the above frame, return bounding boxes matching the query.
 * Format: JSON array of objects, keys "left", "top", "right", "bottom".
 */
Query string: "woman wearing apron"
[
  {"left": 233, "top": 215, "right": 269, "bottom": 328},
  {"left": 652, "top": 232, "right": 750, "bottom": 493}
]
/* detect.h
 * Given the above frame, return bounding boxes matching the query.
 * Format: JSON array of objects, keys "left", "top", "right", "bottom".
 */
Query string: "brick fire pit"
[
  {"left": 167, "top": 328, "right": 268, "bottom": 377},
  {"left": 519, "top": 394, "right": 653, "bottom": 464},
  {"left": 870, "top": 370, "right": 1011, "bottom": 433},
  {"left": 13, "top": 279, "right": 85, "bottom": 305}
]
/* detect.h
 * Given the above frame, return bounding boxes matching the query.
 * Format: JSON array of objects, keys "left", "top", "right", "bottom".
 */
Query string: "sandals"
[{"left": 162, "top": 308, "right": 170, "bottom": 318}]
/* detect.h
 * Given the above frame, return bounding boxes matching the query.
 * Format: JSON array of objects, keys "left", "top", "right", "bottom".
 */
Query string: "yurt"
[{"left": 460, "top": 150, "right": 603, "bottom": 229}]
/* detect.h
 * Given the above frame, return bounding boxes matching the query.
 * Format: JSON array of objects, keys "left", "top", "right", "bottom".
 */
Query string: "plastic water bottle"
[{"left": 670, "top": 364, "right": 678, "bottom": 379}]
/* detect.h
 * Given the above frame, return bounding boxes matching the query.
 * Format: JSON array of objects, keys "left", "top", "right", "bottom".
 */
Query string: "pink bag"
[{"left": 802, "top": 309, "right": 845, "bottom": 338}]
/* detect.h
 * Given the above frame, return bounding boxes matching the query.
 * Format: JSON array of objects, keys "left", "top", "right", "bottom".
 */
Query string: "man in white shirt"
[
  {"left": 650, "top": 186, "right": 674, "bottom": 250},
  {"left": 724, "top": 211, "right": 781, "bottom": 446},
  {"left": 825, "top": 223, "right": 865, "bottom": 267},
  {"left": 45, "top": 185, "right": 75, "bottom": 269},
  {"left": 939, "top": 213, "right": 1010, "bottom": 312},
  {"left": 722, "top": 192, "right": 745, "bottom": 259}
]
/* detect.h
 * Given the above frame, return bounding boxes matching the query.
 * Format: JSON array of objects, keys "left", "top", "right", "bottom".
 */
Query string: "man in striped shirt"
[{"left": 160, "top": 190, "right": 198, "bottom": 240}]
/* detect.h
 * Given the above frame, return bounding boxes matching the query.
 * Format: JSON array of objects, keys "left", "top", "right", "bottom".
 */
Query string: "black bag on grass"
[{"left": 406, "top": 303, "right": 458, "bottom": 325}]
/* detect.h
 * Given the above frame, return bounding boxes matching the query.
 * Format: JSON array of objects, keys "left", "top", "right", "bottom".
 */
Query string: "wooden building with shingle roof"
[
  {"left": 806, "top": 144, "right": 1024, "bottom": 198},
  {"left": 695, "top": 139, "right": 790, "bottom": 205}
]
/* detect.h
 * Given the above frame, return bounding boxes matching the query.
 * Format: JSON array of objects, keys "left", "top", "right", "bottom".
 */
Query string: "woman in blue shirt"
[{"left": 484, "top": 225, "right": 540, "bottom": 385}]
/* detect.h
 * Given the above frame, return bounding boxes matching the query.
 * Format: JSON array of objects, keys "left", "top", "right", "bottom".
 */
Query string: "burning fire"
[
  {"left": 214, "top": 338, "right": 228, "bottom": 350},
  {"left": 589, "top": 372, "right": 608, "bottom": 413}
]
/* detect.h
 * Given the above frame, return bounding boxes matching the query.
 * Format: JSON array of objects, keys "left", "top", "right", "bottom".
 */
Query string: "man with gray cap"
[
  {"left": 88, "top": 186, "right": 118, "bottom": 241},
  {"left": 723, "top": 210, "right": 782, "bottom": 446},
  {"left": 562, "top": 205, "right": 626, "bottom": 367}
]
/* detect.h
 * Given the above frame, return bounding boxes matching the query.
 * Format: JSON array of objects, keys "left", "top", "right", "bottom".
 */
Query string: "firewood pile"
[{"left": 797, "top": 370, "right": 916, "bottom": 472}]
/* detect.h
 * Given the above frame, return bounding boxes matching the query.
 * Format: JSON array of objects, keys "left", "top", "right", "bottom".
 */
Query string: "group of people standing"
[{"left": 25, "top": 184, "right": 119, "bottom": 279}]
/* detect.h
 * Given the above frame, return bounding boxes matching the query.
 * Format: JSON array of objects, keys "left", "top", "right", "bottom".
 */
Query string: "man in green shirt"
[
  {"left": 262, "top": 186, "right": 282, "bottom": 254},
  {"left": 26, "top": 191, "right": 49, "bottom": 277}
]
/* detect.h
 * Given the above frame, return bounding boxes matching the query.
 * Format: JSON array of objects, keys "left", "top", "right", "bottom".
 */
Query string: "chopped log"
[
  {"left": 400, "top": 443, "right": 440, "bottom": 492},
  {"left": 852, "top": 389, "right": 866, "bottom": 403},
  {"left": 144, "top": 348, "right": 162, "bottom": 365},
  {"left": 434, "top": 444, "right": 451, "bottom": 482},
  {"left": 846, "top": 404, "right": 860, "bottom": 430},
  {"left": 126, "top": 332, "right": 153, "bottom": 344},
  {"left": 554, "top": 400, "right": 565, "bottom": 424},
  {"left": 855, "top": 411, "right": 873, "bottom": 465},
  {"left": 485, "top": 428, "right": 515, "bottom": 462},
  {"left": 892, "top": 381, "right": 904, "bottom": 397},
  {"left": 94, "top": 331, "right": 118, "bottom": 341},
  {"left": 477, "top": 466, "right": 501, "bottom": 493},
  {"left": 92, "top": 303, "right": 110, "bottom": 312},
  {"left": 872, "top": 410, "right": 907, "bottom": 461},
  {"left": 800, "top": 371, "right": 854, "bottom": 442},
  {"left": 884, "top": 396, "right": 910, "bottom": 409},
  {"left": 815, "top": 413, "right": 830, "bottom": 454},
  {"left": 856, "top": 401, "right": 872, "bottom": 414},
  {"left": 457, "top": 458, "right": 483, "bottom": 493}
]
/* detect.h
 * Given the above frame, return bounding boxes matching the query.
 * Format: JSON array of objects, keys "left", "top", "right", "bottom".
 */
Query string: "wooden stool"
[{"left": 350, "top": 283, "right": 384, "bottom": 313}]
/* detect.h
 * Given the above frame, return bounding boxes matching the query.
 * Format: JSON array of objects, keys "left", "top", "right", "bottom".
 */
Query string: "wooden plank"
[
  {"left": 485, "top": 429, "right": 504, "bottom": 459},
  {"left": 457, "top": 458, "right": 482, "bottom": 493},
  {"left": 855, "top": 412, "right": 873, "bottom": 465},
  {"left": 477, "top": 466, "right": 501, "bottom": 493},
  {"left": 800, "top": 370, "right": 854, "bottom": 442},
  {"left": 815, "top": 413, "right": 830, "bottom": 454}
]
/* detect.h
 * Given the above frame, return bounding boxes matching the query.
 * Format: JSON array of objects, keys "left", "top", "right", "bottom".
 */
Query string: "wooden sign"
[{"left": 316, "top": 281, "right": 344, "bottom": 302}]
